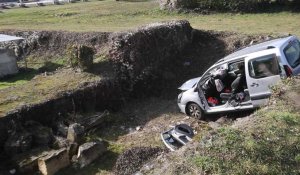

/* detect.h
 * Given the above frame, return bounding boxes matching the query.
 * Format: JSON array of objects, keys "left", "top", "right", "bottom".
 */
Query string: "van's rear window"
[{"left": 284, "top": 40, "right": 300, "bottom": 68}]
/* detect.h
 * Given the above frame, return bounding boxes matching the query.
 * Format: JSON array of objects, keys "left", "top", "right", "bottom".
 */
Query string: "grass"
[
  {"left": 0, "top": 58, "right": 66, "bottom": 89},
  {"left": 0, "top": 69, "right": 37, "bottom": 89},
  {"left": 188, "top": 79, "right": 300, "bottom": 175},
  {"left": 0, "top": 0, "right": 300, "bottom": 36},
  {"left": 0, "top": 67, "right": 100, "bottom": 117}
]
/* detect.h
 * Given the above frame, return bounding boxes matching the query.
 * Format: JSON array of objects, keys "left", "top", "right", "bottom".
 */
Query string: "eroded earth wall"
[{"left": 109, "top": 20, "right": 193, "bottom": 97}]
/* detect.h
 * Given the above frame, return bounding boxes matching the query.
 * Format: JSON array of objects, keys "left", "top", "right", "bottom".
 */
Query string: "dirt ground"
[
  {"left": 57, "top": 96, "right": 211, "bottom": 175},
  {"left": 58, "top": 95, "right": 246, "bottom": 175}
]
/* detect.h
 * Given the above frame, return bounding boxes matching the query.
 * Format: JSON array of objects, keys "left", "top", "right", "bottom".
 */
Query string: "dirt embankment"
[{"left": 0, "top": 30, "right": 110, "bottom": 60}]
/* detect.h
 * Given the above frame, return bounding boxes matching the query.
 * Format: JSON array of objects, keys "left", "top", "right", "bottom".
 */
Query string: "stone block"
[
  {"left": 38, "top": 148, "right": 70, "bottom": 175},
  {"left": 77, "top": 140, "right": 107, "bottom": 168},
  {"left": 67, "top": 123, "right": 84, "bottom": 143}
]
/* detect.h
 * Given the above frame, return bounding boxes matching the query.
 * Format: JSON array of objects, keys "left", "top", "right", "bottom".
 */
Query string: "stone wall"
[{"left": 108, "top": 20, "right": 193, "bottom": 97}]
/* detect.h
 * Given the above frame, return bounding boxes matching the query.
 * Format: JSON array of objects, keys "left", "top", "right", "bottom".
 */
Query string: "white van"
[{"left": 177, "top": 35, "right": 300, "bottom": 119}]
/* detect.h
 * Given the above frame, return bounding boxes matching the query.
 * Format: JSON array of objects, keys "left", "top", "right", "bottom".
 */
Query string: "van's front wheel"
[{"left": 187, "top": 103, "right": 203, "bottom": 120}]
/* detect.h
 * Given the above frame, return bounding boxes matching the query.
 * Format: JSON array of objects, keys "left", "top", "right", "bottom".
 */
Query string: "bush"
[
  {"left": 193, "top": 0, "right": 300, "bottom": 12},
  {"left": 196, "top": 0, "right": 267, "bottom": 12},
  {"left": 160, "top": 0, "right": 198, "bottom": 10},
  {"left": 66, "top": 44, "right": 94, "bottom": 71}
]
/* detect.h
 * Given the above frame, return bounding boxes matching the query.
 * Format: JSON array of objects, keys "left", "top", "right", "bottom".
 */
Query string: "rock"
[
  {"left": 216, "top": 117, "right": 227, "bottom": 124},
  {"left": 67, "top": 142, "right": 79, "bottom": 159},
  {"left": 4, "top": 130, "right": 32, "bottom": 155},
  {"left": 208, "top": 122, "right": 221, "bottom": 129},
  {"left": 9, "top": 169, "right": 16, "bottom": 174},
  {"left": 76, "top": 140, "right": 107, "bottom": 168},
  {"left": 52, "top": 136, "right": 68, "bottom": 149},
  {"left": 12, "top": 147, "right": 50, "bottom": 174},
  {"left": 67, "top": 123, "right": 84, "bottom": 143},
  {"left": 135, "top": 126, "right": 141, "bottom": 131},
  {"left": 38, "top": 148, "right": 70, "bottom": 175},
  {"left": 55, "top": 122, "right": 68, "bottom": 137},
  {"left": 24, "top": 121, "right": 54, "bottom": 146}
]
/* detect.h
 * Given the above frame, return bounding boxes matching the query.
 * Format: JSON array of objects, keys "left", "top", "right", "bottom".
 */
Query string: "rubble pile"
[{"left": 0, "top": 113, "right": 108, "bottom": 175}]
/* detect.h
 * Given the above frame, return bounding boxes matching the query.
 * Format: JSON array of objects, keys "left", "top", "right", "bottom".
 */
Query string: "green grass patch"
[
  {"left": 0, "top": 58, "right": 66, "bottom": 90},
  {"left": 0, "top": 0, "right": 300, "bottom": 36},
  {"left": 0, "top": 69, "right": 37, "bottom": 89},
  {"left": 190, "top": 96, "right": 300, "bottom": 174}
]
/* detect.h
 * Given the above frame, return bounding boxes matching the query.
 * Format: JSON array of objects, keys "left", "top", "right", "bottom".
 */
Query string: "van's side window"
[
  {"left": 248, "top": 55, "right": 279, "bottom": 78},
  {"left": 284, "top": 40, "right": 300, "bottom": 68}
]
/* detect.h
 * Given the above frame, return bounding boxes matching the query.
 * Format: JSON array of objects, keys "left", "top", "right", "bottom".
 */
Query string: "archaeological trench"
[{"left": 0, "top": 20, "right": 286, "bottom": 174}]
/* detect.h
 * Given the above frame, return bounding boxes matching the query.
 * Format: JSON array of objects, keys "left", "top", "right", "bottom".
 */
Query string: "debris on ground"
[
  {"left": 114, "top": 147, "right": 165, "bottom": 175},
  {"left": 161, "top": 124, "right": 194, "bottom": 151}
]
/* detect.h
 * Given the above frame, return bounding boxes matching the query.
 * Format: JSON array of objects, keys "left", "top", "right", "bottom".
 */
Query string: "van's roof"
[{"left": 223, "top": 36, "right": 294, "bottom": 61}]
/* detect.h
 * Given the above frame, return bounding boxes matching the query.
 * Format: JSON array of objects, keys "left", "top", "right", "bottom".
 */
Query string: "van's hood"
[{"left": 178, "top": 77, "right": 201, "bottom": 91}]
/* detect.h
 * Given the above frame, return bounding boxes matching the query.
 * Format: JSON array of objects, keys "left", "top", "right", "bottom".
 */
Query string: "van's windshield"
[{"left": 284, "top": 40, "right": 300, "bottom": 68}]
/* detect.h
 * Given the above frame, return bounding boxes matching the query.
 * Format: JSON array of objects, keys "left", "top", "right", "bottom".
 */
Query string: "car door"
[
  {"left": 245, "top": 52, "right": 281, "bottom": 107},
  {"left": 282, "top": 39, "right": 300, "bottom": 75}
]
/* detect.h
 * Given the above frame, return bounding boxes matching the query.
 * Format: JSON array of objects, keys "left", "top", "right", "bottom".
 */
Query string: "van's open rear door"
[{"left": 245, "top": 50, "right": 281, "bottom": 107}]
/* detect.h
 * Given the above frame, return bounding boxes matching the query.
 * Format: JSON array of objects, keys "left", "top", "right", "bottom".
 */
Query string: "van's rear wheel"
[{"left": 187, "top": 103, "right": 203, "bottom": 120}]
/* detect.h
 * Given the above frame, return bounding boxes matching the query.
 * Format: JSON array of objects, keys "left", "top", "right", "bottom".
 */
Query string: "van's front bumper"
[{"left": 178, "top": 103, "right": 186, "bottom": 114}]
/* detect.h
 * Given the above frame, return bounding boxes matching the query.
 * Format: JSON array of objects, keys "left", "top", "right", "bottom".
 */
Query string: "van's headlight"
[{"left": 178, "top": 92, "right": 183, "bottom": 103}]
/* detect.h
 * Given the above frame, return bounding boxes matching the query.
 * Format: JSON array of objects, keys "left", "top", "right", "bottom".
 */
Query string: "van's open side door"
[{"left": 245, "top": 51, "right": 281, "bottom": 107}]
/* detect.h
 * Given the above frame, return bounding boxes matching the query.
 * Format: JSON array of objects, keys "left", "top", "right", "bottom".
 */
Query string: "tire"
[{"left": 187, "top": 103, "right": 203, "bottom": 120}]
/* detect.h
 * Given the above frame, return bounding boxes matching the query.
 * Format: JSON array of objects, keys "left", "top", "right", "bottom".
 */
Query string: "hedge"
[{"left": 195, "top": 0, "right": 300, "bottom": 12}]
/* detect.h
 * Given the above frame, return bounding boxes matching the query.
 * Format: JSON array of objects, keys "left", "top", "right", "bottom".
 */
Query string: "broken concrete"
[
  {"left": 67, "top": 123, "right": 84, "bottom": 143},
  {"left": 11, "top": 147, "right": 50, "bottom": 174},
  {"left": 38, "top": 148, "right": 70, "bottom": 175},
  {"left": 67, "top": 142, "right": 79, "bottom": 159},
  {"left": 76, "top": 140, "right": 107, "bottom": 168}
]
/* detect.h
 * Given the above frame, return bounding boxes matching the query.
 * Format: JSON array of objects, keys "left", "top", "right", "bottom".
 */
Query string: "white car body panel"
[
  {"left": 178, "top": 77, "right": 201, "bottom": 91},
  {"left": 244, "top": 49, "right": 282, "bottom": 107}
]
